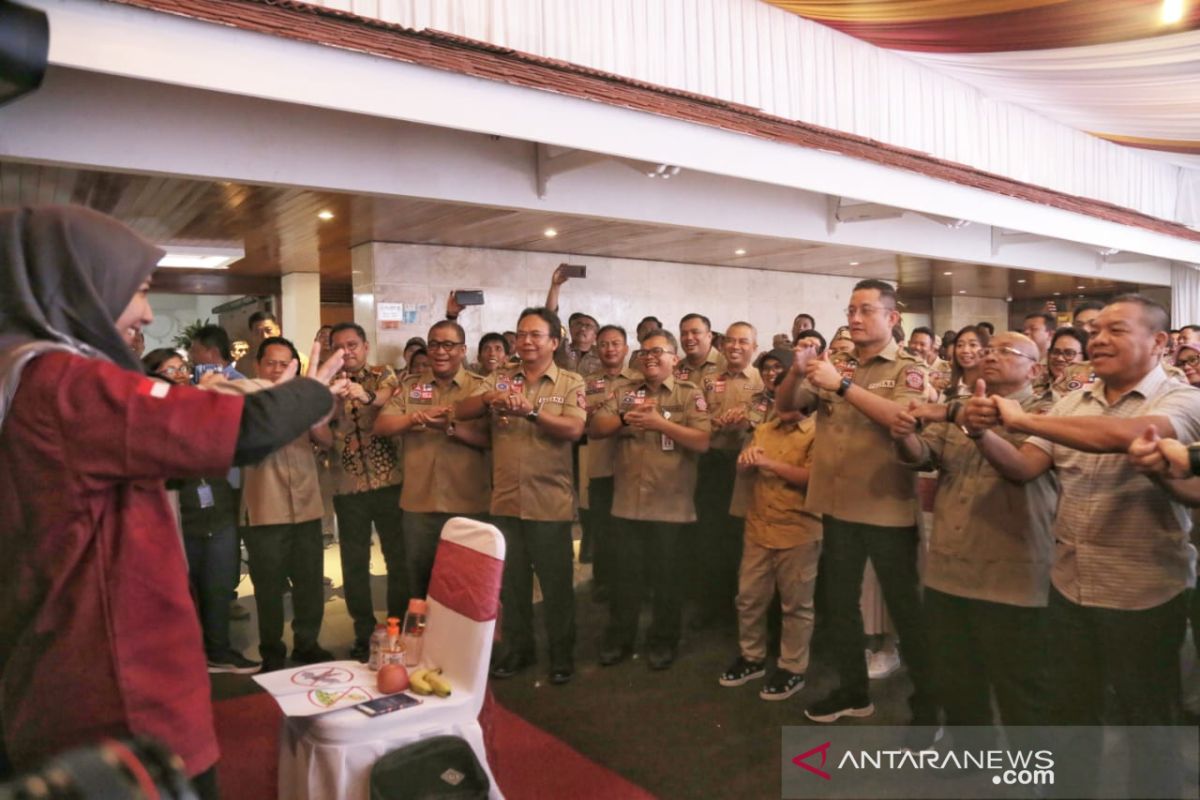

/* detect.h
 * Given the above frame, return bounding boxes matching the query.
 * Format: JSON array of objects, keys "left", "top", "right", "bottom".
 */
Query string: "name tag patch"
[{"left": 867, "top": 380, "right": 896, "bottom": 390}]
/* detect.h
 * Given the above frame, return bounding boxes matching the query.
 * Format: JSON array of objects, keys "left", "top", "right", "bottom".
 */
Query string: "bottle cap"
[{"left": 408, "top": 598, "right": 428, "bottom": 614}]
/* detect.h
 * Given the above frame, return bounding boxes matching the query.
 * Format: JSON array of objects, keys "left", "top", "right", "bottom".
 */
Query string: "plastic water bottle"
[
  {"left": 401, "top": 599, "right": 428, "bottom": 667},
  {"left": 368, "top": 623, "right": 388, "bottom": 671},
  {"left": 382, "top": 617, "right": 405, "bottom": 667}
]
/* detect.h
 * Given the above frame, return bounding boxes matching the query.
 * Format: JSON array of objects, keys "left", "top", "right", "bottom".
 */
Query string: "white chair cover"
[{"left": 276, "top": 517, "right": 506, "bottom": 800}]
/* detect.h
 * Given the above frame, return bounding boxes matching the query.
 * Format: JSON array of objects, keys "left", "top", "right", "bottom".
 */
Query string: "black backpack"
[{"left": 369, "top": 735, "right": 491, "bottom": 800}]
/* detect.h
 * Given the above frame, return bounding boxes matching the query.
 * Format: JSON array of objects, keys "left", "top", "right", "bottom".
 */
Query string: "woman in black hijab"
[{"left": 0, "top": 206, "right": 343, "bottom": 798}]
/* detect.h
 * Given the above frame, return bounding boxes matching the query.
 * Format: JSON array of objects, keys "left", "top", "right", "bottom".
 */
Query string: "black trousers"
[
  {"left": 493, "top": 516, "right": 576, "bottom": 671},
  {"left": 403, "top": 510, "right": 489, "bottom": 599},
  {"left": 820, "top": 516, "right": 935, "bottom": 717},
  {"left": 242, "top": 519, "right": 325, "bottom": 659},
  {"left": 1044, "top": 588, "right": 1187, "bottom": 798},
  {"left": 587, "top": 476, "right": 615, "bottom": 590},
  {"left": 605, "top": 519, "right": 684, "bottom": 651},
  {"left": 333, "top": 484, "right": 406, "bottom": 645},
  {"left": 923, "top": 587, "right": 1047, "bottom": 728},
  {"left": 691, "top": 449, "right": 740, "bottom": 620}
]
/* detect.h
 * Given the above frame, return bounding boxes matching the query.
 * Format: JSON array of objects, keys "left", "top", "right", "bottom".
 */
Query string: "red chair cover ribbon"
[{"left": 428, "top": 539, "right": 503, "bottom": 622}]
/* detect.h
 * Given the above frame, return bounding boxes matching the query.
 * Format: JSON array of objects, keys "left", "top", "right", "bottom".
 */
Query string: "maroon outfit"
[{"left": 0, "top": 352, "right": 244, "bottom": 776}]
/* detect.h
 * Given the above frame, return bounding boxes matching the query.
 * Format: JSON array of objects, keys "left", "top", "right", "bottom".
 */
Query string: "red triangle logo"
[{"left": 792, "top": 741, "right": 832, "bottom": 780}]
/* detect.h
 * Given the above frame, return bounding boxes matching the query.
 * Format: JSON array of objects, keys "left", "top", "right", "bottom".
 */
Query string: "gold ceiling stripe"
[
  {"left": 1091, "top": 132, "right": 1200, "bottom": 154},
  {"left": 763, "top": 0, "right": 1069, "bottom": 23}
]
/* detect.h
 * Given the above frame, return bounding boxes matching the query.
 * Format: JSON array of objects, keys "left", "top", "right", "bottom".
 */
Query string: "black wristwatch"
[
  {"left": 362, "top": 389, "right": 377, "bottom": 406},
  {"left": 836, "top": 376, "right": 853, "bottom": 397},
  {"left": 1188, "top": 443, "right": 1200, "bottom": 477},
  {"left": 526, "top": 408, "right": 540, "bottom": 423}
]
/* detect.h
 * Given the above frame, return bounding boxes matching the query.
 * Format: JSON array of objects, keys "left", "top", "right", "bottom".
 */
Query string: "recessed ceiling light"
[
  {"left": 849, "top": 261, "right": 860, "bottom": 266},
  {"left": 943, "top": 271, "right": 953, "bottom": 276},
  {"left": 1162, "top": 0, "right": 1184, "bottom": 25},
  {"left": 958, "top": 290, "right": 966, "bottom": 294},
  {"left": 1053, "top": 292, "right": 1061, "bottom": 296},
  {"left": 734, "top": 248, "right": 747, "bottom": 256},
  {"left": 1017, "top": 279, "right": 1027, "bottom": 284},
  {"left": 317, "top": 210, "right": 334, "bottom": 221},
  {"left": 1076, "top": 285, "right": 1085, "bottom": 290},
  {"left": 158, "top": 245, "right": 244, "bottom": 270},
  {"left": 543, "top": 228, "right": 558, "bottom": 238}
]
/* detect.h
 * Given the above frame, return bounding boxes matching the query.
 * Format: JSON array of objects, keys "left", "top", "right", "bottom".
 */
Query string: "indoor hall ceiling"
[
  {"left": 766, "top": 0, "right": 1200, "bottom": 165},
  {"left": 0, "top": 159, "right": 1140, "bottom": 303}
]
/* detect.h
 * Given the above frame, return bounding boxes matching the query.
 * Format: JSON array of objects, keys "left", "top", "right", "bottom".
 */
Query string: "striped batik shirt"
[{"left": 1026, "top": 365, "right": 1200, "bottom": 610}]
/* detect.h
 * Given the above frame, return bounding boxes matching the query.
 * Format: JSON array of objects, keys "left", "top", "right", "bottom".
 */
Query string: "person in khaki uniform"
[
  {"left": 891, "top": 332, "right": 1055, "bottom": 742},
  {"left": 589, "top": 330, "right": 711, "bottom": 670},
  {"left": 455, "top": 307, "right": 586, "bottom": 685},
  {"left": 582, "top": 324, "right": 641, "bottom": 600},
  {"left": 374, "top": 320, "right": 491, "bottom": 599},
  {"left": 691, "top": 322, "right": 764, "bottom": 629},
  {"left": 674, "top": 312, "right": 725, "bottom": 385},
  {"left": 220, "top": 337, "right": 333, "bottom": 672},
  {"left": 328, "top": 322, "right": 405, "bottom": 662},
  {"left": 964, "top": 296, "right": 1200, "bottom": 798},
  {"left": 778, "top": 279, "right": 936, "bottom": 736},
  {"left": 719, "top": 403, "right": 821, "bottom": 701}
]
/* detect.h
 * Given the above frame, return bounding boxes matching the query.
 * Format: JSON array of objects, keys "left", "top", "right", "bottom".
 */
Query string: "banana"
[
  {"left": 426, "top": 671, "right": 452, "bottom": 698},
  {"left": 409, "top": 668, "right": 433, "bottom": 695}
]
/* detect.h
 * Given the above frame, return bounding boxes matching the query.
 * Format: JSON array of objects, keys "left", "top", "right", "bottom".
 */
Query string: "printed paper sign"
[{"left": 253, "top": 660, "right": 398, "bottom": 716}]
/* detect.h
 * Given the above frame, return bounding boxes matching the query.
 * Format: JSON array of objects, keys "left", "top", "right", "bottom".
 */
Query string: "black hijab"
[{"left": 0, "top": 205, "right": 163, "bottom": 424}]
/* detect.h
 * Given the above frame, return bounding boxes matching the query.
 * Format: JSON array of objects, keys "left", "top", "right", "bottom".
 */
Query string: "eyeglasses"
[
  {"left": 514, "top": 331, "right": 550, "bottom": 342},
  {"left": 1178, "top": 355, "right": 1200, "bottom": 368},
  {"left": 158, "top": 365, "right": 188, "bottom": 375},
  {"left": 1049, "top": 348, "right": 1081, "bottom": 360},
  {"left": 596, "top": 340, "right": 626, "bottom": 350},
  {"left": 980, "top": 346, "right": 1038, "bottom": 361},
  {"left": 635, "top": 347, "right": 677, "bottom": 359},
  {"left": 426, "top": 340, "right": 464, "bottom": 352},
  {"left": 844, "top": 305, "right": 888, "bottom": 318}
]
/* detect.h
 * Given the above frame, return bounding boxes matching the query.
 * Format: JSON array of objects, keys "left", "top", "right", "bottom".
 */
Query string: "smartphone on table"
[{"left": 356, "top": 693, "right": 422, "bottom": 717}]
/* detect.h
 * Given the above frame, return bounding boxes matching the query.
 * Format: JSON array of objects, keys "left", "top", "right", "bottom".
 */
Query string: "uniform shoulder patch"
[
  {"left": 694, "top": 392, "right": 708, "bottom": 413},
  {"left": 902, "top": 365, "right": 926, "bottom": 392}
]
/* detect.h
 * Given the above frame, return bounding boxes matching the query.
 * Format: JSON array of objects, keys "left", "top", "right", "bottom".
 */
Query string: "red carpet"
[{"left": 212, "top": 690, "right": 656, "bottom": 800}]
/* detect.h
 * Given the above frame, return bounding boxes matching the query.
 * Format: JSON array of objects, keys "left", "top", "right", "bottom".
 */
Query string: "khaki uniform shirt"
[
  {"left": 703, "top": 366, "right": 764, "bottom": 452},
  {"left": 583, "top": 366, "right": 641, "bottom": 480},
  {"left": 329, "top": 364, "right": 403, "bottom": 496},
  {"left": 599, "top": 376, "right": 711, "bottom": 523},
  {"left": 217, "top": 379, "right": 324, "bottom": 527},
  {"left": 382, "top": 368, "right": 490, "bottom": 515},
  {"left": 744, "top": 416, "right": 822, "bottom": 549},
  {"left": 555, "top": 342, "right": 602, "bottom": 378},
  {"left": 473, "top": 363, "right": 587, "bottom": 522},
  {"left": 674, "top": 347, "right": 725, "bottom": 385},
  {"left": 1026, "top": 366, "right": 1200, "bottom": 610},
  {"left": 795, "top": 340, "right": 928, "bottom": 527},
  {"left": 904, "top": 385, "right": 1057, "bottom": 607}
]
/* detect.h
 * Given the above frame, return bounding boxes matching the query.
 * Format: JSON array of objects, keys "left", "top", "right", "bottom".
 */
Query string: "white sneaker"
[{"left": 866, "top": 648, "right": 901, "bottom": 680}]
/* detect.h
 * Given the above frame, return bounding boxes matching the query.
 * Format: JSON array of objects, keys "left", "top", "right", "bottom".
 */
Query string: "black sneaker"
[
  {"left": 207, "top": 651, "right": 262, "bottom": 675},
  {"left": 489, "top": 652, "right": 533, "bottom": 679},
  {"left": 759, "top": 669, "right": 805, "bottom": 701},
  {"left": 804, "top": 691, "right": 875, "bottom": 723},
  {"left": 718, "top": 656, "right": 766, "bottom": 687},
  {"left": 291, "top": 646, "right": 335, "bottom": 665}
]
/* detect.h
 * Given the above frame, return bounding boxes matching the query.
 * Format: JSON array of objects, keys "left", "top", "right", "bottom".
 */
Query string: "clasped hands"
[
  {"left": 1127, "top": 426, "right": 1191, "bottom": 480},
  {"left": 737, "top": 445, "right": 779, "bottom": 475},
  {"left": 483, "top": 390, "right": 535, "bottom": 417},
  {"left": 621, "top": 401, "right": 666, "bottom": 433},
  {"left": 789, "top": 340, "right": 842, "bottom": 391}
]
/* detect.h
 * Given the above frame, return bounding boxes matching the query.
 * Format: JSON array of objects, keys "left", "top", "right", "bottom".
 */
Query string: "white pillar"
[
  {"left": 280, "top": 272, "right": 322, "bottom": 346},
  {"left": 1171, "top": 262, "right": 1200, "bottom": 328}
]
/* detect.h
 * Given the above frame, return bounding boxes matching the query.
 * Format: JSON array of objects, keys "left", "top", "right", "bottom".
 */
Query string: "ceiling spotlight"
[
  {"left": 1162, "top": 0, "right": 1184, "bottom": 25},
  {"left": 958, "top": 290, "right": 966, "bottom": 294},
  {"left": 1076, "top": 285, "right": 1085, "bottom": 290},
  {"left": 543, "top": 228, "right": 558, "bottom": 238},
  {"left": 943, "top": 271, "right": 953, "bottom": 276},
  {"left": 849, "top": 261, "right": 860, "bottom": 266},
  {"left": 734, "top": 248, "right": 747, "bottom": 256},
  {"left": 1017, "top": 279, "right": 1027, "bottom": 284},
  {"left": 1053, "top": 292, "right": 1061, "bottom": 296},
  {"left": 317, "top": 210, "right": 334, "bottom": 221}
]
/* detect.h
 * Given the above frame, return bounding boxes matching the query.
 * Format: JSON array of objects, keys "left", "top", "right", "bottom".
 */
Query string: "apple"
[{"left": 377, "top": 663, "right": 409, "bottom": 694}]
